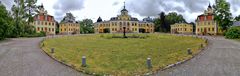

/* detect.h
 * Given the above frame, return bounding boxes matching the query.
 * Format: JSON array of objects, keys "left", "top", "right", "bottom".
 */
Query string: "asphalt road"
[
  {"left": 155, "top": 36, "right": 240, "bottom": 76},
  {"left": 0, "top": 38, "right": 87, "bottom": 76}
]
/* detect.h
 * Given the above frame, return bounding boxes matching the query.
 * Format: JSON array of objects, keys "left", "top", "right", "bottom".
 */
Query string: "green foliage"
[
  {"left": 225, "top": 27, "right": 240, "bottom": 39},
  {"left": 99, "top": 34, "right": 149, "bottom": 39},
  {"left": 154, "top": 12, "right": 186, "bottom": 32},
  {"left": 80, "top": 19, "right": 94, "bottom": 34},
  {"left": 235, "top": 15, "right": 240, "bottom": 21},
  {"left": 0, "top": 4, "right": 14, "bottom": 40},
  {"left": 153, "top": 18, "right": 161, "bottom": 32},
  {"left": 214, "top": 0, "right": 233, "bottom": 31},
  {"left": 20, "top": 31, "right": 46, "bottom": 37}
]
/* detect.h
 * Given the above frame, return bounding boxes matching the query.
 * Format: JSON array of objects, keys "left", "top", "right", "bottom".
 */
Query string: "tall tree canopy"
[
  {"left": 235, "top": 15, "right": 240, "bottom": 21},
  {"left": 0, "top": 4, "right": 14, "bottom": 40},
  {"left": 79, "top": 19, "right": 94, "bottom": 34},
  {"left": 154, "top": 12, "right": 186, "bottom": 32},
  {"left": 213, "top": 0, "right": 233, "bottom": 31},
  {"left": 11, "top": 0, "right": 38, "bottom": 37}
]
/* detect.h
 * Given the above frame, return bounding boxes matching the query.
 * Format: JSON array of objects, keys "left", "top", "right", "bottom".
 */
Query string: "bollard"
[
  {"left": 51, "top": 48, "right": 55, "bottom": 53},
  {"left": 200, "top": 44, "right": 203, "bottom": 48},
  {"left": 82, "top": 56, "right": 87, "bottom": 67},
  {"left": 187, "top": 48, "right": 192, "bottom": 55},
  {"left": 147, "top": 58, "right": 152, "bottom": 69}
]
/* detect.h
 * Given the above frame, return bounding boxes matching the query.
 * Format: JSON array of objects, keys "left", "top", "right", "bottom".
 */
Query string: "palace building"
[
  {"left": 32, "top": 4, "right": 56, "bottom": 35},
  {"left": 59, "top": 13, "right": 80, "bottom": 35},
  {"left": 195, "top": 3, "right": 222, "bottom": 35},
  {"left": 94, "top": 3, "right": 154, "bottom": 33},
  {"left": 171, "top": 23, "right": 193, "bottom": 34}
]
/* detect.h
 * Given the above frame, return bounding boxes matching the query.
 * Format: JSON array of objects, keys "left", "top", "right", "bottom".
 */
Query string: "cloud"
[
  {"left": 228, "top": 0, "right": 240, "bottom": 12},
  {"left": 112, "top": 1, "right": 119, "bottom": 6},
  {"left": 127, "top": 0, "right": 211, "bottom": 17},
  {"left": 126, "top": 0, "right": 240, "bottom": 22},
  {"left": 0, "top": 0, "right": 14, "bottom": 10},
  {"left": 53, "top": 0, "right": 85, "bottom": 17}
]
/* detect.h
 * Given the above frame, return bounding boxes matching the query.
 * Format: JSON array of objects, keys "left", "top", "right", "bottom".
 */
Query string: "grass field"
[{"left": 42, "top": 34, "right": 206, "bottom": 76}]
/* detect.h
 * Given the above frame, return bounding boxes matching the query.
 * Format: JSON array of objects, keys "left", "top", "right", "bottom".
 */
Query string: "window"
[
  {"left": 208, "top": 22, "right": 211, "bottom": 25},
  {"left": 208, "top": 28, "right": 211, "bottom": 31},
  {"left": 52, "top": 28, "right": 54, "bottom": 32},
  {"left": 37, "top": 27, "right": 40, "bottom": 31},
  {"left": 45, "top": 22, "right": 47, "bottom": 25},
  {"left": 212, "top": 28, "right": 215, "bottom": 31}
]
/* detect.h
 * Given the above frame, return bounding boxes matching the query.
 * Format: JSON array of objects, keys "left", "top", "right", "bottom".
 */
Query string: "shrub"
[
  {"left": 20, "top": 31, "right": 46, "bottom": 37},
  {"left": 225, "top": 27, "right": 240, "bottom": 39}
]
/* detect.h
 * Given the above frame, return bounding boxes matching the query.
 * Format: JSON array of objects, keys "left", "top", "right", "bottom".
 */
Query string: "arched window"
[{"left": 120, "top": 22, "right": 122, "bottom": 26}]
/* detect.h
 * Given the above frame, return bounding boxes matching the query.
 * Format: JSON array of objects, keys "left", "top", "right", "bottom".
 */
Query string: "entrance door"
[
  {"left": 103, "top": 28, "right": 110, "bottom": 33},
  {"left": 139, "top": 28, "right": 146, "bottom": 33},
  {"left": 204, "top": 28, "right": 207, "bottom": 35}
]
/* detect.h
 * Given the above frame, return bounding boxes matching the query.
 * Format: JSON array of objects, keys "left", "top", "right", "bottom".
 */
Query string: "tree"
[
  {"left": 159, "top": 12, "right": 166, "bottom": 32},
  {"left": 24, "top": 0, "right": 37, "bottom": 27},
  {"left": 79, "top": 19, "right": 94, "bottom": 34},
  {"left": 0, "top": 4, "right": 14, "bottom": 40},
  {"left": 190, "top": 22, "right": 196, "bottom": 33},
  {"left": 153, "top": 18, "right": 161, "bottom": 32},
  {"left": 235, "top": 15, "right": 240, "bottom": 21},
  {"left": 213, "top": 0, "right": 233, "bottom": 31},
  {"left": 154, "top": 12, "right": 186, "bottom": 33},
  {"left": 11, "top": 0, "right": 37, "bottom": 37}
]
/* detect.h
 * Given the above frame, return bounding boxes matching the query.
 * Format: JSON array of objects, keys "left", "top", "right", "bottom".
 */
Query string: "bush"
[
  {"left": 20, "top": 31, "right": 46, "bottom": 37},
  {"left": 225, "top": 27, "right": 240, "bottom": 39}
]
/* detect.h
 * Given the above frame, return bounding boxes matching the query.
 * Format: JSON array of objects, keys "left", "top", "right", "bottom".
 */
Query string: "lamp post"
[{"left": 123, "top": 27, "right": 127, "bottom": 38}]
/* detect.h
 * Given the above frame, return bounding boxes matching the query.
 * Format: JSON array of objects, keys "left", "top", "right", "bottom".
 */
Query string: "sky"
[{"left": 1, "top": 0, "right": 240, "bottom": 23}]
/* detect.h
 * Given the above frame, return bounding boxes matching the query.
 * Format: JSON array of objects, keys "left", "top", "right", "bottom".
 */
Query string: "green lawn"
[{"left": 42, "top": 34, "right": 205, "bottom": 76}]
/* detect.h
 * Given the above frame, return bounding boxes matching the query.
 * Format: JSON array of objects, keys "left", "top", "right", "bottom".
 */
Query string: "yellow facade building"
[
  {"left": 94, "top": 3, "right": 154, "bottom": 33},
  {"left": 32, "top": 4, "right": 56, "bottom": 35},
  {"left": 171, "top": 23, "right": 193, "bottom": 34},
  {"left": 59, "top": 13, "right": 80, "bottom": 35},
  {"left": 196, "top": 4, "right": 222, "bottom": 35}
]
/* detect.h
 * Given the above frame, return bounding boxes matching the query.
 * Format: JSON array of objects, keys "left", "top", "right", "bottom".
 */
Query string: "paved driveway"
[
  {"left": 155, "top": 36, "right": 240, "bottom": 76},
  {"left": 0, "top": 38, "right": 87, "bottom": 76}
]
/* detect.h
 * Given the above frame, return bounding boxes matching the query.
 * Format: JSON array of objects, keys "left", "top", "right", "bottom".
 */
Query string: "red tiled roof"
[
  {"left": 197, "top": 14, "right": 214, "bottom": 21},
  {"left": 34, "top": 14, "right": 55, "bottom": 22}
]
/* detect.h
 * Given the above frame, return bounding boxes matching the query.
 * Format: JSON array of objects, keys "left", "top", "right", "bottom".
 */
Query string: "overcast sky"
[{"left": 1, "top": 0, "right": 240, "bottom": 23}]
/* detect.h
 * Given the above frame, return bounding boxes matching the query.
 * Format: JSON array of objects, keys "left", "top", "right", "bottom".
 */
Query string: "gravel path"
[
  {"left": 0, "top": 38, "right": 87, "bottom": 76},
  {"left": 155, "top": 36, "right": 240, "bottom": 76}
]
